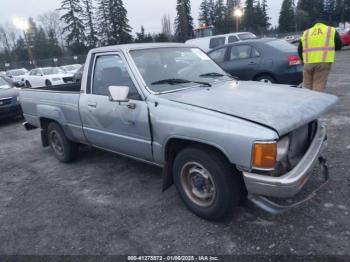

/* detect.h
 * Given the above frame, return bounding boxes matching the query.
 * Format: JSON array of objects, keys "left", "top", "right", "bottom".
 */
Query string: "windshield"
[
  {"left": 0, "top": 77, "right": 11, "bottom": 89},
  {"left": 238, "top": 33, "right": 257, "bottom": 40},
  {"left": 266, "top": 40, "right": 297, "bottom": 52},
  {"left": 42, "top": 68, "right": 65, "bottom": 75},
  {"left": 130, "top": 47, "right": 230, "bottom": 93},
  {"left": 62, "top": 65, "right": 79, "bottom": 71},
  {"left": 9, "top": 69, "right": 27, "bottom": 76}
]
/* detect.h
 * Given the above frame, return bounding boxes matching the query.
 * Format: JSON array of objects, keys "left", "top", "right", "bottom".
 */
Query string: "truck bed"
[
  {"left": 24, "top": 82, "right": 81, "bottom": 92},
  {"left": 19, "top": 83, "right": 86, "bottom": 143}
]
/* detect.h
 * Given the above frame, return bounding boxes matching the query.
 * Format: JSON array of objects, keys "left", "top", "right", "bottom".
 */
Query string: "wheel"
[
  {"left": 47, "top": 122, "right": 78, "bottom": 163},
  {"left": 255, "top": 74, "right": 276, "bottom": 84},
  {"left": 173, "top": 146, "right": 243, "bottom": 221},
  {"left": 25, "top": 81, "right": 31, "bottom": 88},
  {"left": 45, "top": 80, "right": 52, "bottom": 86}
]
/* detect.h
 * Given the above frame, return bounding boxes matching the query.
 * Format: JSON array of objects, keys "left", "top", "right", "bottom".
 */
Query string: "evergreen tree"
[
  {"left": 175, "top": 0, "right": 194, "bottom": 42},
  {"left": 208, "top": 0, "right": 216, "bottom": 25},
  {"left": 213, "top": 0, "right": 227, "bottom": 34},
  {"left": 48, "top": 28, "right": 63, "bottom": 57},
  {"left": 243, "top": 0, "right": 256, "bottom": 32},
  {"left": 135, "top": 26, "right": 153, "bottom": 43},
  {"left": 333, "top": 0, "right": 346, "bottom": 24},
  {"left": 108, "top": 0, "right": 133, "bottom": 44},
  {"left": 96, "top": 0, "right": 111, "bottom": 46},
  {"left": 296, "top": 0, "right": 324, "bottom": 28},
  {"left": 59, "top": 0, "right": 87, "bottom": 54},
  {"left": 199, "top": 0, "right": 211, "bottom": 25},
  {"left": 82, "top": 0, "right": 98, "bottom": 48},
  {"left": 278, "top": 0, "right": 296, "bottom": 33},
  {"left": 261, "top": 0, "right": 271, "bottom": 29}
]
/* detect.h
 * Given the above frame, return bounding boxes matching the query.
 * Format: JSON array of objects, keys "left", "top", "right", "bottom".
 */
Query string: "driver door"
[{"left": 79, "top": 53, "right": 153, "bottom": 161}]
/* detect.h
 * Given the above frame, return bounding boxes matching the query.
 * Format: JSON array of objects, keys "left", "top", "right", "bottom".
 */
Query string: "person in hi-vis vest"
[{"left": 298, "top": 19, "right": 342, "bottom": 91}]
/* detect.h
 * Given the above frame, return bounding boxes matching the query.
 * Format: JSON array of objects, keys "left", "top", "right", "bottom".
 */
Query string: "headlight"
[
  {"left": 16, "top": 96, "right": 20, "bottom": 103},
  {"left": 277, "top": 136, "right": 290, "bottom": 161},
  {"left": 252, "top": 141, "right": 277, "bottom": 170},
  {"left": 52, "top": 78, "right": 61, "bottom": 81}
]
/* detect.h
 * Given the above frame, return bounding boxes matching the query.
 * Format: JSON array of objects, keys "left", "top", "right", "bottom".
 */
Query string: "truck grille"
[
  {"left": 63, "top": 77, "right": 73, "bottom": 83},
  {"left": 0, "top": 97, "right": 12, "bottom": 106},
  {"left": 274, "top": 121, "right": 318, "bottom": 176}
]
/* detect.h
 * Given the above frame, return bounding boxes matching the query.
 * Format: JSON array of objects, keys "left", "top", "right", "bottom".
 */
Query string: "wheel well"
[
  {"left": 253, "top": 72, "right": 276, "bottom": 81},
  {"left": 40, "top": 117, "right": 56, "bottom": 130},
  {"left": 165, "top": 138, "right": 231, "bottom": 165}
]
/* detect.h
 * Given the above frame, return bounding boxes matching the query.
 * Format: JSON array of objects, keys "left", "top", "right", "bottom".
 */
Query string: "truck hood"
[{"left": 160, "top": 81, "right": 338, "bottom": 135}]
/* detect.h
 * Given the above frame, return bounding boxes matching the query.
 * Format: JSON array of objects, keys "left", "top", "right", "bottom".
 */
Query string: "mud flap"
[
  {"left": 162, "top": 161, "right": 174, "bottom": 192},
  {"left": 41, "top": 129, "right": 49, "bottom": 147}
]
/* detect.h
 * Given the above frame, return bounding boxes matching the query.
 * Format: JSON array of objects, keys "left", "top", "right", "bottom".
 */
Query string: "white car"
[
  {"left": 60, "top": 64, "right": 82, "bottom": 74},
  {"left": 6, "top": 68, "right": 28, "bottom": 86},
  {"left": 25, "top": 67, "right": 73, "bottom": 88},
  {"left": 186, "top": 32, "right": 257, "bottom": 52}
]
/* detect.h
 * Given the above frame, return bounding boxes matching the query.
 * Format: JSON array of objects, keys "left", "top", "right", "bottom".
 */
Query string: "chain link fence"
[{"left": 1, "top": 55, "right": 87, "bottom": 71}]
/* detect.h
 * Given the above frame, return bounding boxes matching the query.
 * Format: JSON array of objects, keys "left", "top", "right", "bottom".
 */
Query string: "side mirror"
[{"left": 108, "top": 86, "right": 130, "bottom": 102}]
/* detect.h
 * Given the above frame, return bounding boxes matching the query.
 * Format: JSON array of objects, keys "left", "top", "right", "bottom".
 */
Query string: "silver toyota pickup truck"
[{"left": 20, "top": 43, "right": 338, "bottom": 220}]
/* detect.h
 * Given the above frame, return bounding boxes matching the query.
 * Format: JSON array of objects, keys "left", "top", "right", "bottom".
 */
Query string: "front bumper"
[
  {"left": 243, "top": 123, "right": 327, "bottom": 198},
  {"left": 0, "top": 104, "right": 22, "bottom": 119}
]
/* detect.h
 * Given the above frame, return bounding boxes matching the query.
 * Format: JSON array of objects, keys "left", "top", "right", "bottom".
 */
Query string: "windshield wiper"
[
  {"left": 199, "top": 72, "right": 226, "bottom": 78},
  {"left": 151, "top": 78, "right": 211, "bottom": 87},
  {"left": 200, "top": 72, "right": 239, "bottom": 81}
]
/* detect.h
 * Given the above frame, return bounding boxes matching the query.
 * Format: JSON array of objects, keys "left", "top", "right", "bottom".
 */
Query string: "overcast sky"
[{"left": 0, "top": 0, "right": 282, "bottom": 33}]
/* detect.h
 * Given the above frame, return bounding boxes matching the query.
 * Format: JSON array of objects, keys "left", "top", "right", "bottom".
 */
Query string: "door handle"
[
  {"left": 249, "top": 62, "right": 257, "bottom": 65},
  {"left": 127, "top": 103, "right": 136, "bottom": 110},
  {"left": 87, "top": 102, "right": 97, "bottom": 108}
]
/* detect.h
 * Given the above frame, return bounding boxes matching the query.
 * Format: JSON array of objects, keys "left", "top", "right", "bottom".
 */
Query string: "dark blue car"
[
  {"left": 208, "top": 38, "right": 303, "bottom": 86},
  {"left": 0, "top": 76, "right": 22, "bottom": 120}
]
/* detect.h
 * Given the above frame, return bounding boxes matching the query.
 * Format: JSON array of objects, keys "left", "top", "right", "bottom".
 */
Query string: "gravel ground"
[{"left": 0, "top": 48, "right": 349, "bottom": 256}]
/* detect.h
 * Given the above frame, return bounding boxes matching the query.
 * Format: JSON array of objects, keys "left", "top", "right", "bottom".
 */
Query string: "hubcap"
[
  {"left": 259, "top": 78, "right": 272, "bottom": 84},
  {"left": 50, "top": 131, "right": 64, "bottom": 156},
  {"left": 180, "top": 162, "right": 216, "bottom": 207}
]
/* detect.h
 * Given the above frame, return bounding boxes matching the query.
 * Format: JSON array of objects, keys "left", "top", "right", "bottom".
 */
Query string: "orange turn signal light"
[{"left": 252, "top": 142, "right": 277, "bottom": 170}]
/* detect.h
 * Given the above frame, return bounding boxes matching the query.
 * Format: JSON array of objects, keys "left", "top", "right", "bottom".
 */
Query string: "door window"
[
  {"left": 209, "top": 37, "right": 226, "bottom": 49},
  {"left": 208, "top": 47, "right": 227, "bottom": 63},
  {"left": 251, "top": 47, "right": 261, "bottom": 58},
  {"left": 92, "top": 55, "right": 140, "bottom": 100},
  {"left": 228, "top": 35, "right": 239, "bottom": 43},
  {"left": 229, "top": 45, "right": 252, "bottom": 61}
]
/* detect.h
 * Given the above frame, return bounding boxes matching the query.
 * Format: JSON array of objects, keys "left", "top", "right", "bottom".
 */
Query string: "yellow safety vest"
[{"left": 301, "top": 23, "right": 336, "bottom": 64}]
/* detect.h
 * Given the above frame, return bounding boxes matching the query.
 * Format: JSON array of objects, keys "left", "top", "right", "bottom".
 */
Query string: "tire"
[
  {"left": 47, "top": 122, "right": 78, "bottom": 163},
  {"left": 255, "top": 74, "right": 276, "bottom": 84},
  {"left": 173, "top": 146, "right": 243, "bottom": 221},
  {"left": 45, "top": 80, "right": 52, "bottom": 86},
  {"left": 25, "top": 81, "right": 31, "bottom": 88}
]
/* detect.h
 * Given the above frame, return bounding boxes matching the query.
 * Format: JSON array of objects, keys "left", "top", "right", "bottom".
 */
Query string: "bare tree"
[
  {"left": 37, "top": 11, "right": 66, "bottom": 50},
  {"left": 0, "top": 23, "right": 18, "bottom": 52},
  {"left": 161, "top": 14, "right": 172, "bottom": 37}
]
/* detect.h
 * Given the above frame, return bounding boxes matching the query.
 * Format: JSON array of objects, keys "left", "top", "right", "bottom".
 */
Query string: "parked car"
[
  {"left": 337, "top": 28, "right": 350, "bottom": 47},
  {"left": 208, "top": 38, "right": 303, "bottom": 85},
  {"left": 72, "top": 65, "right": 84, "bottom": 83},
  {"left": 25, "top": 67, "right": 74, "bottom": 88},
  {"left": 0, "top": 76, "right": 22, "bottom": 120},
  {"left": 20, "top": 43, "right": 337, "bottom": 221},
  {"left": 60, "top": 64, "right": 82, "bottom": 74},
  {"left": 186, "top": 32, "right": 257, "bottom": 52},
  {"left": 6, "top": 68, "right": 28, "bottom": 87}
]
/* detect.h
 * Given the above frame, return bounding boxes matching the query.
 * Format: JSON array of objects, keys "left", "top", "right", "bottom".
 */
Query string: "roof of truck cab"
[{"left": 90, "top": 43, "right": 195, "bottom": 53}]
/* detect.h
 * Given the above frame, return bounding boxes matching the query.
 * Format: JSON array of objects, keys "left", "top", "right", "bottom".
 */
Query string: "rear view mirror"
[{"left": 108, "top": 86, "right": 130, "bottom": 102}]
